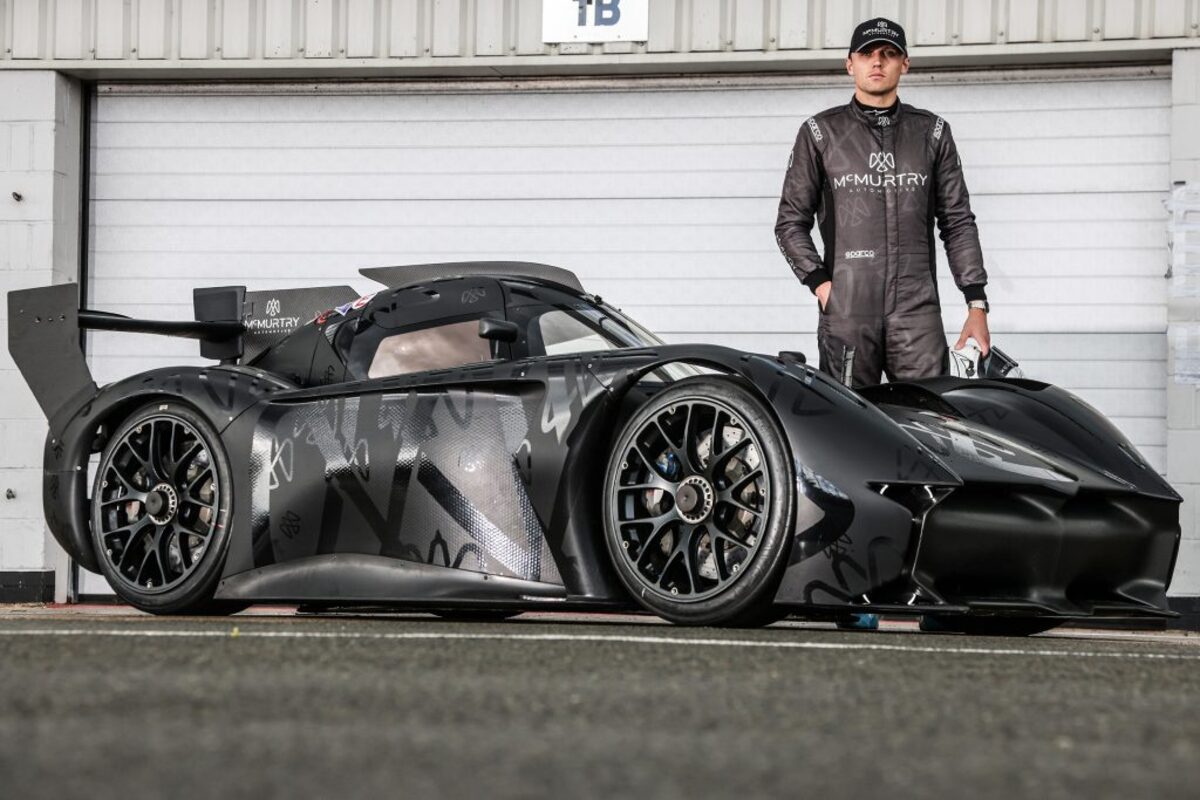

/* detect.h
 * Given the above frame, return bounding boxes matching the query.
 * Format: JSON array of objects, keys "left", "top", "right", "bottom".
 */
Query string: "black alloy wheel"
[
  {"left": 603, "top": 377, "right": 793, "bottom": 626},
  {"left": 92, "top": 402, "right": 235, "bottom": 614}
]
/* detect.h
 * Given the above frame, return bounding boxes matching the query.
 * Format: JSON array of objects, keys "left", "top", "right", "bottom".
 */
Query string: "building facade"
[{"left": 2, "top": 0, "right": 1199, "bottom": 608}]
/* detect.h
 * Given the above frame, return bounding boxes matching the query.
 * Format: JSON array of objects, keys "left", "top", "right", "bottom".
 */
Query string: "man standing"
[{"left": 776, "top": 17, "right": 990, "bottom": 388}]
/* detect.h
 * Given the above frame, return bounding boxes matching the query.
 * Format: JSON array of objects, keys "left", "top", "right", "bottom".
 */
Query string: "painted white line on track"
[{"left": 0, "top": 627, "right": 1198, "bottom": 661}]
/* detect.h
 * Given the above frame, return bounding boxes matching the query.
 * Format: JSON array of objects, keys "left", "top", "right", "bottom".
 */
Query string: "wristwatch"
[{"left": 967, "top": 299, "right": 989, "bottom": 313}]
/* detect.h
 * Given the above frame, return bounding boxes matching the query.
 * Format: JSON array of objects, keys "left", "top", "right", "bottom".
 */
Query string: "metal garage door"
[{"left": 86, "top": 71, "right": 1170, "bottom": 463}]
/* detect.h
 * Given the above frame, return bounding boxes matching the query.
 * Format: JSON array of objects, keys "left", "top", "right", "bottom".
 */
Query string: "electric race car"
[{"left": 7, "top": 263, "right": 1181, "bottom": 632}]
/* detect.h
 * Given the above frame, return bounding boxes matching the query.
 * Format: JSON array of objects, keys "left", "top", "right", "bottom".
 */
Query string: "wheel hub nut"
[
  {"left": 675, "top": 475, "right": 714, "bottom": 524},
  {"left": 146, "top": 482, "right": 179, "bottom": 525}
]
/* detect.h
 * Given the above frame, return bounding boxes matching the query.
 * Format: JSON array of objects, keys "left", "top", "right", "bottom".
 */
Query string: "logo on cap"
[{"left": 878, "top": 20, "right": 888, "bottom": 28}]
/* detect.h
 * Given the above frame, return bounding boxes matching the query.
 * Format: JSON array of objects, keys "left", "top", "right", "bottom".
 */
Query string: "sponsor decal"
[
  {"left": 335, "top": 302, "right": 354, "bottom": 316},
  {"left": 861, "top": 21, "right": 898, "bottom": 37},
  {"left": 844, "top": 250, "right": 875, "bottom": 259},
  {"left": 933, "top": 117, "right": 945, "bottom": 140},
  {"left": 245, "top": 296, "right": 301, "bottom": 332},
  {"left": 832, "top": 172, "right": 927, "bottom": 190},
  {"left": 461, "top": 287, "right": 487, "bottom": 304},
  {"left": 246, "top": 315, "right": 301, "bottom": 332},
  {"left": 806, "top": 117, "right": 823, "bottom": 142},
  {"left": 351, "top": 292, "right": 377, "bottom": 310},
  {"left": 314, "top": 309, "right": 334, "bottom": 325},
  {"left": 832, "top": 152, "right": 927, "bottom": 191},
  {"left": 869, "top": 152, "right": 895, "bottom": 173}
]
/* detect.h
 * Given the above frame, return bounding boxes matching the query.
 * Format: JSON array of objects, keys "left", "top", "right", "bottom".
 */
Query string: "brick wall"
[{"left": 0, "top": 71, "right": 81, "bottom": 600}]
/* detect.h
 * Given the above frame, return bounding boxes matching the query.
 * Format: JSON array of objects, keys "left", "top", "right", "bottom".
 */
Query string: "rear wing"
[{"left": 8, "top": 282, "right": 355, "bottom": 420}]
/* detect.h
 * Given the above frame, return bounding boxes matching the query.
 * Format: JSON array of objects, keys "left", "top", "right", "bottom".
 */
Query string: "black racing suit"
[{"left": 775, "top": 98, "right": 988, "bottom": 388}]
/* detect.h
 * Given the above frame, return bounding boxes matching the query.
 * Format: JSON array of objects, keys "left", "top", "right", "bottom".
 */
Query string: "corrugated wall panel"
[
  {"left": 777, "top": 0, "right": 809, "bottom": 49},
  {"left": 690, "top": 0, "right": 724, "bottom": 52},
  {"left": 3, "top": 0, "right": 1199, "bottom": 68},
  {"left": 347, "top": 0, "right": 378, "bottom": 57},
  {"left": 265, "top": 0, "right": 295, "bottom": 58},
  {"left": 221, "top": 0, "right": 256, "bottom": 59},
  {"left": 389, "top": 0, "right": 421, "bottom": 56},
  {"left": 305, "top": 0, "right": 337, "bottom": 57},
  {"left": 915, "top": 0, "right": 950, "bottom": 46},
  {"left": 1154, "top": 0, "right": 1189, "bottom": 37},
  {"left": 180, "top": 0, "right": 213, "bottom": 59},
  {"left": 137, "top": 0, "right": 172, "bottom": 59},
  {"left": 1103, "top": 0, "right": 1138, "bottom": 39},
  {"left": 474, "top": 0, "right": 504, "bottom": 56},
  {"left": 961, "top": 1, "right": 997, "bottom": 44},
  {"left": 11, "top": 0, "right": 44, "bottom": 59},
  {"left": 1055, "top": 0, "right": 1091, "bottom": 41},
  {"left": 53, "top": 0, "right": 87, "bottom": 59},
  {"left": 648, "top": 0, "right": 680, "bottom": 51},
  {"left": 1006, "top": 0, "right": 1043, "bottom": 42},
  {"left": 95, "top": 0, "right": 127, "bottom": 59},
  {"left": 823, "top": 1, "right": 857, "bottom": 48},
  {"left": 732, "top": 0, "right": 764, "bottom": 51},
  {"left": 431, "top": 0, "right": 461, "bottom": 56},
  {"left": 514, "top": 0, "right": 543, "bottom": 55}
]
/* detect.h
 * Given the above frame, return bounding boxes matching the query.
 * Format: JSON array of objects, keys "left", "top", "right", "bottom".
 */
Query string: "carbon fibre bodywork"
[{"left": 12, "top": 269, "right": 1181, "bottom": 621}]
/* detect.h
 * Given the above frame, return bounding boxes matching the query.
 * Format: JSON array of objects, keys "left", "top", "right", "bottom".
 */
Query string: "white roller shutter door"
[{"left": 87, "top": 73, "right": 1170, "bottom": 466}]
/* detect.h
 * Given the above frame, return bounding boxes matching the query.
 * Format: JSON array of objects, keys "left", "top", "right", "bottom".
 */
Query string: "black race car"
[{"left": 7, "top": 263, "right": 1181, "bottom": 631}]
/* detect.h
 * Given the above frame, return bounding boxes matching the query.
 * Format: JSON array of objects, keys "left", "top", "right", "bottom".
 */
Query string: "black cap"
[{"left": 849, "top": 17, "right": 907, "bottom": 56}]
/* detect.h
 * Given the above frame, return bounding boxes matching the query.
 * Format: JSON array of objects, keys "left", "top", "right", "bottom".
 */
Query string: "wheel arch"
[
  {"left": 598, "top": 369, "right": 798, "bottom": 624},
  {"left": 43, "top": 366, "right": 293, "bottom": 574}
]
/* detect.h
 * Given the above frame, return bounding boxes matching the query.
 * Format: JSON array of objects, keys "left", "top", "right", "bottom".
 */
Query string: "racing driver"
[{"left": 775, "top": 17, "right": 990, "bottom": 388}]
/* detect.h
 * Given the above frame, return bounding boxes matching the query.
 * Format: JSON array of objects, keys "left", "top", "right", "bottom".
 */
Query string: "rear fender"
[{"left": 44, "top": 366, "right": 293, "bottom": 572}]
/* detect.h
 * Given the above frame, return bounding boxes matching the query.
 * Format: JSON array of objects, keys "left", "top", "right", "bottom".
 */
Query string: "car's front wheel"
[
  {"left": 91, "top": 401, "right": 235, "bottom": 614},
  {"left": 602, "top": 377, "right": 793, "bottom": 626}
]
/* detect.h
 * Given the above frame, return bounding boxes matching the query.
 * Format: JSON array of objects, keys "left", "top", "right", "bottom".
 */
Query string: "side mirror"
[
  {"left": 777, "top": 350, "right": 806, "bottom": 366},
  {"left": 479, "top": 317, "right": 519, "bottom": 343}
]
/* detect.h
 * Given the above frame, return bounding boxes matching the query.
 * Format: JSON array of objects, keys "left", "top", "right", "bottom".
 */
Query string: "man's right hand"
[{"left": 815, "top": 281, "right": 832, "bottom": 312}]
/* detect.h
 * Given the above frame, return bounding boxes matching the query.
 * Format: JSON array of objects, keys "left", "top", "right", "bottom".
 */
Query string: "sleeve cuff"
[
  {"left": 802, "top": 268, "right": 832, "bottom": 292},
  {"left": 962, "top": 284, "right": 988, "bottom": 302}
]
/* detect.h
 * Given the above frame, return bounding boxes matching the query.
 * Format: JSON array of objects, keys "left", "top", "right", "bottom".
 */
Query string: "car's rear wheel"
[
  {"left": 603, "top": 377, "right": 793, "bottom": 626},
  {"left": 91, "top": 402, "right": 235, "bottom": 614}
]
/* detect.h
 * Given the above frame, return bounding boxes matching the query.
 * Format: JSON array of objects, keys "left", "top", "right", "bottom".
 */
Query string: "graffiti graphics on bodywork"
[
  {"left": 279, "top": 509, "right": 301, "bottom": 540},
  {"left": 539, "top": 360, "right": 606, "bottom": 444},
  {"left": 267, "top": 436, "right": 294, "bottom": 489}
]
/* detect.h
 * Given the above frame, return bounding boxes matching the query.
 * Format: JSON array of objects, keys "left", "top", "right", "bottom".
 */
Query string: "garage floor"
[{"left": 2, "top": 605, "right": 1197, "bottom": 799}]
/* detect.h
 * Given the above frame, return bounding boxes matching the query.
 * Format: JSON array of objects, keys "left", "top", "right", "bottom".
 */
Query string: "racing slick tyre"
[
  {"left": 919, "top": 616, "right": 1060, "bottom": 637},
  {"left": 603, "top": 376, "right": 794, "bottom": 627},
  {"left": 91, "top": 401, "right": 235, "bottom": 615}
]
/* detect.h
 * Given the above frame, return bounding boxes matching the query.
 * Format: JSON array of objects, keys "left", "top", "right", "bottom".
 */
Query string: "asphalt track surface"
[{"left": 1, "top": 607, "right": 1198, "bottom": 799}]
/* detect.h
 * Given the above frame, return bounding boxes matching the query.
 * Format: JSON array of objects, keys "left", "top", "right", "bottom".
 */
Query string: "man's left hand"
[{"left": 955, "top": 308, "right": 990, "bottom": 356}]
